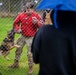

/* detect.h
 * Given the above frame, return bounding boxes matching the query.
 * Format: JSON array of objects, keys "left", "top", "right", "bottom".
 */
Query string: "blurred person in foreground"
[
  {"left": 31, "top": 0, "right": 76, "bottom": 75},
  {"left": 9, "top": 2, "right": 43, "bottom": 75}
]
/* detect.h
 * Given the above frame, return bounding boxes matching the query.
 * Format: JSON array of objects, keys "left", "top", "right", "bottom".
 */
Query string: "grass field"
[{"left": 0, "top": 18, "right": 39, "bottom": 75}]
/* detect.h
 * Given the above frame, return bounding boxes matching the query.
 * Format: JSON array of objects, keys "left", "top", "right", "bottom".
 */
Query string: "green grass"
[{"left": 0, "top": 18, "right": 39, "bottom": 75}]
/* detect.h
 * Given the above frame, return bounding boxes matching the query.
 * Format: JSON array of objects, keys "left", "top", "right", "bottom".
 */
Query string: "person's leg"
[
  {"left": 9, "top": 35, "right": 25, "bottom": 68},
  {"left": 25, "top": 37, "right": 34, "bottom": 75}
]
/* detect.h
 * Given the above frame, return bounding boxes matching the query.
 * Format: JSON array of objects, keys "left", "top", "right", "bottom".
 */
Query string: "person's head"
[{"left": 25, "top": 2, "right": 34, "bottom": 15}]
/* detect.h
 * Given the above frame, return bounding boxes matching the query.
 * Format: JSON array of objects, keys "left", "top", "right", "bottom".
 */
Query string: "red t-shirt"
[{"left": 14, "top": 11, "right": 43, "bottom": 37}]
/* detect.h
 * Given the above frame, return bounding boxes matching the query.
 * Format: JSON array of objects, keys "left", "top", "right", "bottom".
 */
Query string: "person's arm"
[
  {"left": 13, "top": 14, "right": 21, "bottom": 33},
  {"left": 36, "top": 14, "right": 43, "bottom": 27},
  {"left": 31, "top": 27, "right": 42, "bottom": 64}
]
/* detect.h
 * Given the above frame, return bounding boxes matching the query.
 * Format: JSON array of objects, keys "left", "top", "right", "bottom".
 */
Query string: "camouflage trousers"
[{"left": 15, "top": 35, "right": 34, "bottom": 75}]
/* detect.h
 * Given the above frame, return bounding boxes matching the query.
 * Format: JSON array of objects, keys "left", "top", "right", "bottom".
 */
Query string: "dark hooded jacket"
[{"left": 31, "top": 10, "right": 76, "bottom": 75}]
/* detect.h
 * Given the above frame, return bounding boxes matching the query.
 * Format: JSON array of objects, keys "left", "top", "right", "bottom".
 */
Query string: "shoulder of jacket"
[
  {"left": 33, "top": 12, "right": 40, "bottom": 16},
  {"left": 19, "top": 12, "right": 25, "bottom": 16}
]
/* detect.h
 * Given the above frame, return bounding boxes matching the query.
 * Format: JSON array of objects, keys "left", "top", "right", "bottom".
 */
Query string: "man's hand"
[
  {"left": 32, "top": 17, "right": 38, "bottom": 24},
  {"left": 15, "top": 29, "right": 22, "bottom": 34}
]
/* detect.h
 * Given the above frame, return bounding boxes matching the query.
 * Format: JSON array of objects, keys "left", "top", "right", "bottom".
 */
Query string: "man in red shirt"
[{"left": 9, "top": 2, "right": 43, "bottom": 75}]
